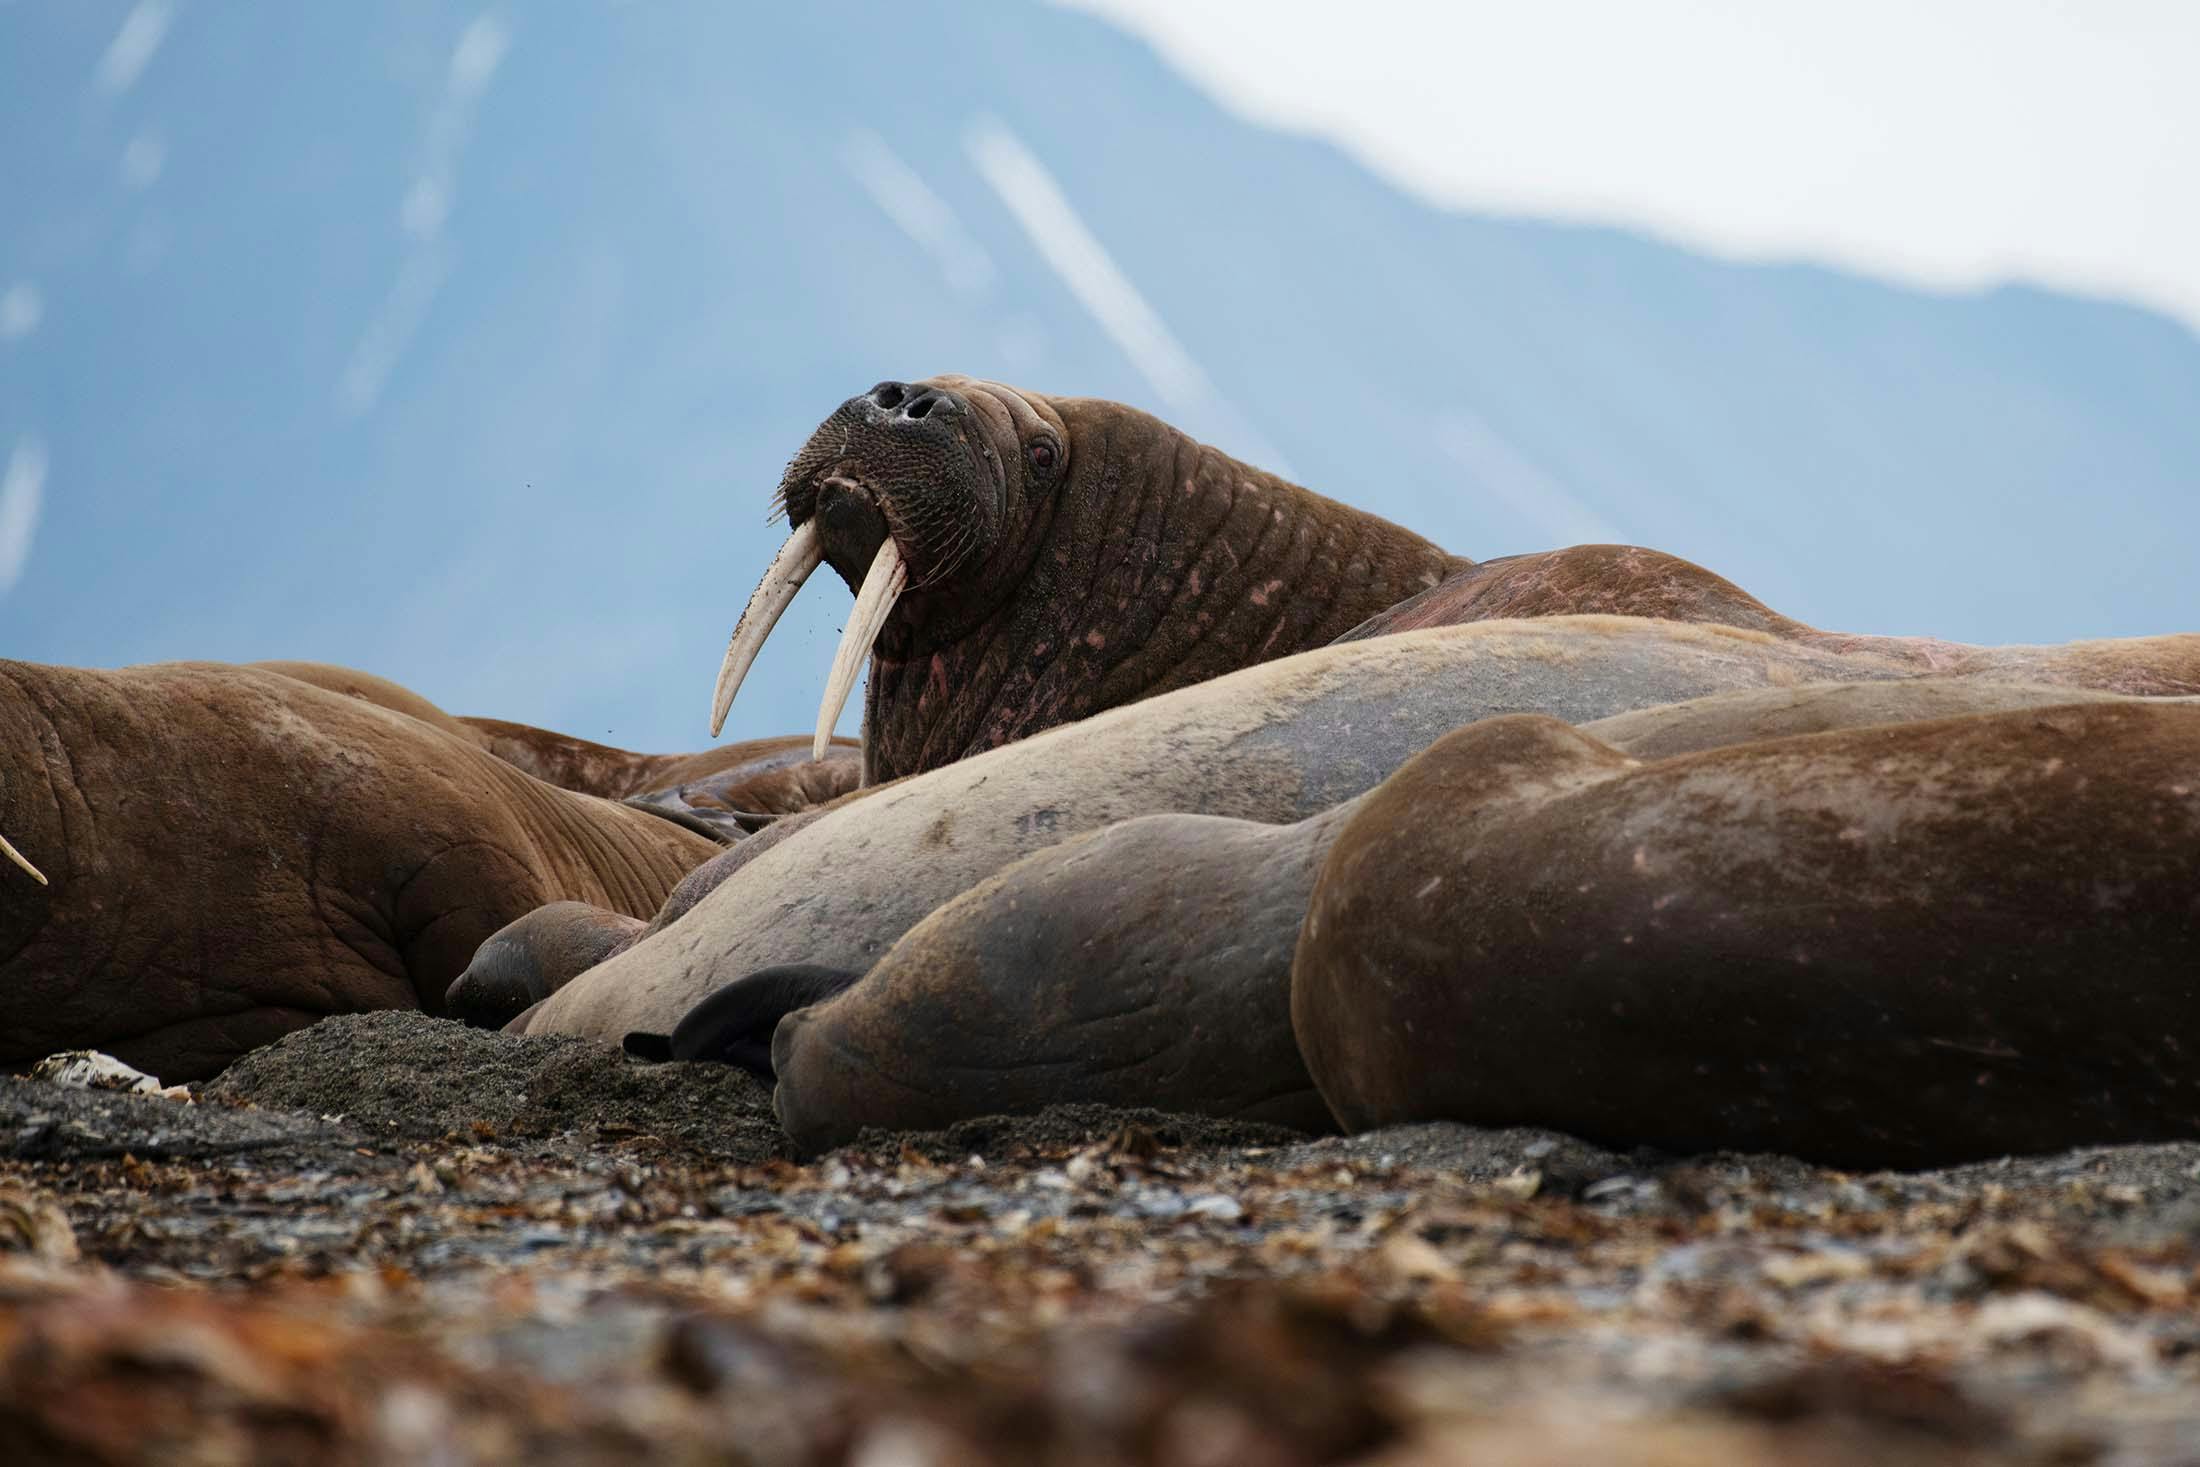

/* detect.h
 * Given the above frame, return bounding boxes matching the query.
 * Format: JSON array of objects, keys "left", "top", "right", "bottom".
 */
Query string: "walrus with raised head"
[
  {"left": 588, "top": 375, "right": 2192, "bottom": 1133},
  {"left": 709, "top": 381, "right": 2198, "bottom": 788},
  {"left": 435, "top": 373, "right": 2200, "bottom": 1129},
  {"left": 707, "top": 375, "right": 1465, "bottom": 783}
]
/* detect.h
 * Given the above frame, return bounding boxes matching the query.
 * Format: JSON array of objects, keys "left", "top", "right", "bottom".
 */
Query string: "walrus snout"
[
  {"left": 446, "top": 901, "right": 646, "bottom": 1029},
  {"left": 712, "top": 377, "right": 1008, "bottom": 750}
]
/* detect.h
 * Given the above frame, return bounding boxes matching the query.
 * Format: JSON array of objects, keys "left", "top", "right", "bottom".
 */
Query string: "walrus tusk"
[
  {"left": 710, "top": 520, "right": 825, "bottom": 737},
  {"left": 1, "top": 827, "right": 45, "bottom": 885},
  {"left": 814, "top": 536, "right": 906, "bottom": 762}
]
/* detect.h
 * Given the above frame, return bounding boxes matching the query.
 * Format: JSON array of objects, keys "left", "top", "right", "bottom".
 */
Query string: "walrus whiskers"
[
  {"left": 0, "top": 826, "right": 44, "bottom": 885},
  {"left": 710, "top": 520, "right": 824, "bottom": 738},
  {"left": 814, "top": 536, "right": 907, "bottom": 765}
]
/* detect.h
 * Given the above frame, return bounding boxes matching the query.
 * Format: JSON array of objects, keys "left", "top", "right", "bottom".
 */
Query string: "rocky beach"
[{"left": 4, "top": 1012, "right": 2198, "bottom": 1464}]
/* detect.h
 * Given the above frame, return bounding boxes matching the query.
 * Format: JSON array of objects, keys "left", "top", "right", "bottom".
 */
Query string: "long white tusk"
[
  {"left": 1, "top": 826, "right": 44, "bottom": 885},
  {"left": 813, "top": 537, "right": 906, "bottom": 762},
  {"left": 710, "top": 520, "right": 825, "bottom": 737}
]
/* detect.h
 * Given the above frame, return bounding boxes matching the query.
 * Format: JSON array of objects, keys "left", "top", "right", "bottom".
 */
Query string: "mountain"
[{"left": 4, "top": 1, "right": 2194, "bottom": 750}]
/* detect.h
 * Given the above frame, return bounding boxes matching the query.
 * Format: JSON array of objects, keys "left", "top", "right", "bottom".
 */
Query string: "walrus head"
[{"left": 711, "top": 374, "right": 1464, "bottom": 784}]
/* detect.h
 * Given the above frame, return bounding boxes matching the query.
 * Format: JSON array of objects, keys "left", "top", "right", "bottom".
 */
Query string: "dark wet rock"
[
  {"left": 207, "top": 1010, "right": 786, "bottom": 1162},
  {"left": 0, "top": 1074, "right": 357, "bottom": 1163}
]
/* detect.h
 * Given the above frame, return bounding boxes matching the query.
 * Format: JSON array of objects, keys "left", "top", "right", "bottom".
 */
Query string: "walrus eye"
[{"left": 1028, "top": 441, "right": 1057, "bottom": 471}]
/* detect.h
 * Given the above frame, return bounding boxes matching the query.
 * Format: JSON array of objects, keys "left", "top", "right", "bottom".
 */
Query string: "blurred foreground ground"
[{"left": 3, "top": 1012, "right": 2199, "bottom": 1464}]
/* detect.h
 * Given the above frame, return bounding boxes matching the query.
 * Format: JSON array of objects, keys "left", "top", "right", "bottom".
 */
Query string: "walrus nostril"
[
  {"left": 897, "top": 387, "right": 970, "bottom": 423},
  {"left": 867, "top": 382, "right": 906, "bottom": 410}
]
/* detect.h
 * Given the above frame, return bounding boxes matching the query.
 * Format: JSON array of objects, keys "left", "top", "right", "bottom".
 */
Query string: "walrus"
[
  {"left": 0, "top": 659, "right": 726, "bottom": 1080},
  {"left": 251, "top": 659, "right": 863, "bottom": 824},
  {"left": 707, "top": 383, "right": 2198, "bottom": 789},
  {"left": 447, "top": 804, "right": 843, "bottom": 1029},
  {"left": 707, "top": 375, "right": 1464, "bottom": 783},
  {"left": 1294, "top": 701, "right": 2200, "bottom": 1168},
  {"left": 1339, "top": 544, "right": 2200, "bottom": 696},
  {"left": 758, "top": 680, "right": 2189, "bottom": 1152},
  {"left": 514, "top": 614, "right": 2200, "bottom": 1052}
]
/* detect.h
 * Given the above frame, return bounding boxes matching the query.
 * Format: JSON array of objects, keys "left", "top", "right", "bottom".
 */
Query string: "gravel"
[{"left": 6, "top": 1009, "right": 2200, "bottom": 1463}]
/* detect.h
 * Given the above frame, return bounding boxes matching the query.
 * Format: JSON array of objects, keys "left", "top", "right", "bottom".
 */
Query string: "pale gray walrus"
[
  {"left": 504, "top": 616, "right": 2200, "bottom": 1057},
  {"left": 0, "top": 660, "right": 850, "bottom": 1079},
  {"left": 761, "top": 681, "right": 2198, "bottom": 1152}
]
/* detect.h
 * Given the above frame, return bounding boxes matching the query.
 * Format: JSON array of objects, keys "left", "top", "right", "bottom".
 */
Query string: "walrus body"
[
  {"left": 455, "top": 717, "right": 862, "bottom": 817},
  {"left": 1341, "top": 545, "right": 2200, "bottom": 697},
  {"left": 0, "top": 660, "right": 722, "bottom": 1079},
  {"left": 763, "top": 680, "right": 2188, "bottom": 1152},
  {"left": 1295, "top": 702, "right": 2200, "bottom": 1168},
  {"left": 520, "top": 616, "right": 2200, "bottom": 1056},
  {"left": 253, "top": 659, "right": 863, "bottom": 821},
  {"left": 767, "top": 803, "right": 1356, "bottom": 1144},
  {"left": 445, "top": 804, "right": 848, "bottom": 1028}
]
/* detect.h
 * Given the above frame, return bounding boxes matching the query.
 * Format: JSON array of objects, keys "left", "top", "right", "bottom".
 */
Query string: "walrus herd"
[{"left": 6, "top": 374, "right": 2198, "bottom": 1168}]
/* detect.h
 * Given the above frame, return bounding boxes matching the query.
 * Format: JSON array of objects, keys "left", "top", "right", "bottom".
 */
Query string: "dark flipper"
[
  {"left": 669, "top": 965, "right": 864, "bottom": 1079},
  {"left": 622, "top": 787, "right": 789, "bottom": 844}
]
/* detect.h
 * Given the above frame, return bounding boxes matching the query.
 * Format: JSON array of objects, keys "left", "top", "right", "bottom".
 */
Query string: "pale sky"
[{"left": 1070, "top": 0, "right": 2200, "bottom": 334}]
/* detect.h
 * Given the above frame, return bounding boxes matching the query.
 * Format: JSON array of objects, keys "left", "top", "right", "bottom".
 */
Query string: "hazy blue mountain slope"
[{"left": 2, "top": 2, "right": 2192, "bottom": 750}]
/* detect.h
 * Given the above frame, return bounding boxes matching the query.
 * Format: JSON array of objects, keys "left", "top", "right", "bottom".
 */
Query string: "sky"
[
  {"left": 2, "top": 2, "right": 2193, "bottom": 750},
  {"left": 1071, "top": 0, "right": 2200, "bottom": 335}
]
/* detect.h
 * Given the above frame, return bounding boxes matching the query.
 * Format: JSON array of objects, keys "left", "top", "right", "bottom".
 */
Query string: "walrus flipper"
[
  {"left": 668, "top": 965, "right": 864, "bottom": 1078},
  {"left": 621, "top": 789, "right": 759, "bottom": 844}
]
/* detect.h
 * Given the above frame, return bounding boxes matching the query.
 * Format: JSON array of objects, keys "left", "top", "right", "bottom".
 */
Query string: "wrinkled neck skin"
[{"left": 861, "top": 426, "right": 1466, "bottom": 782}]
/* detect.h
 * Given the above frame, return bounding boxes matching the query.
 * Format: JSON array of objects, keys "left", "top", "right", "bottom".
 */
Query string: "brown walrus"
[
  {"left": 705, "top": 381, "right": 2198, "bottom": 792},
  {"left": 251, "top": 660, "right": 862, "bottom": 829},
  {"left": 1339, "top": 544, "right": 2200, "bottom": 696},
  {"left": 707, "top": 375, "right": 1464, "bottom": 783},
  {"left": 760, "top": 680, "right": 2191, "bottom": 1152},
  {"left": 1293, "top": 701, "right": 2200, "bottom": 1168},
  {"left": 0, "top": 659, "right": 734, "bottom": 1080}
]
